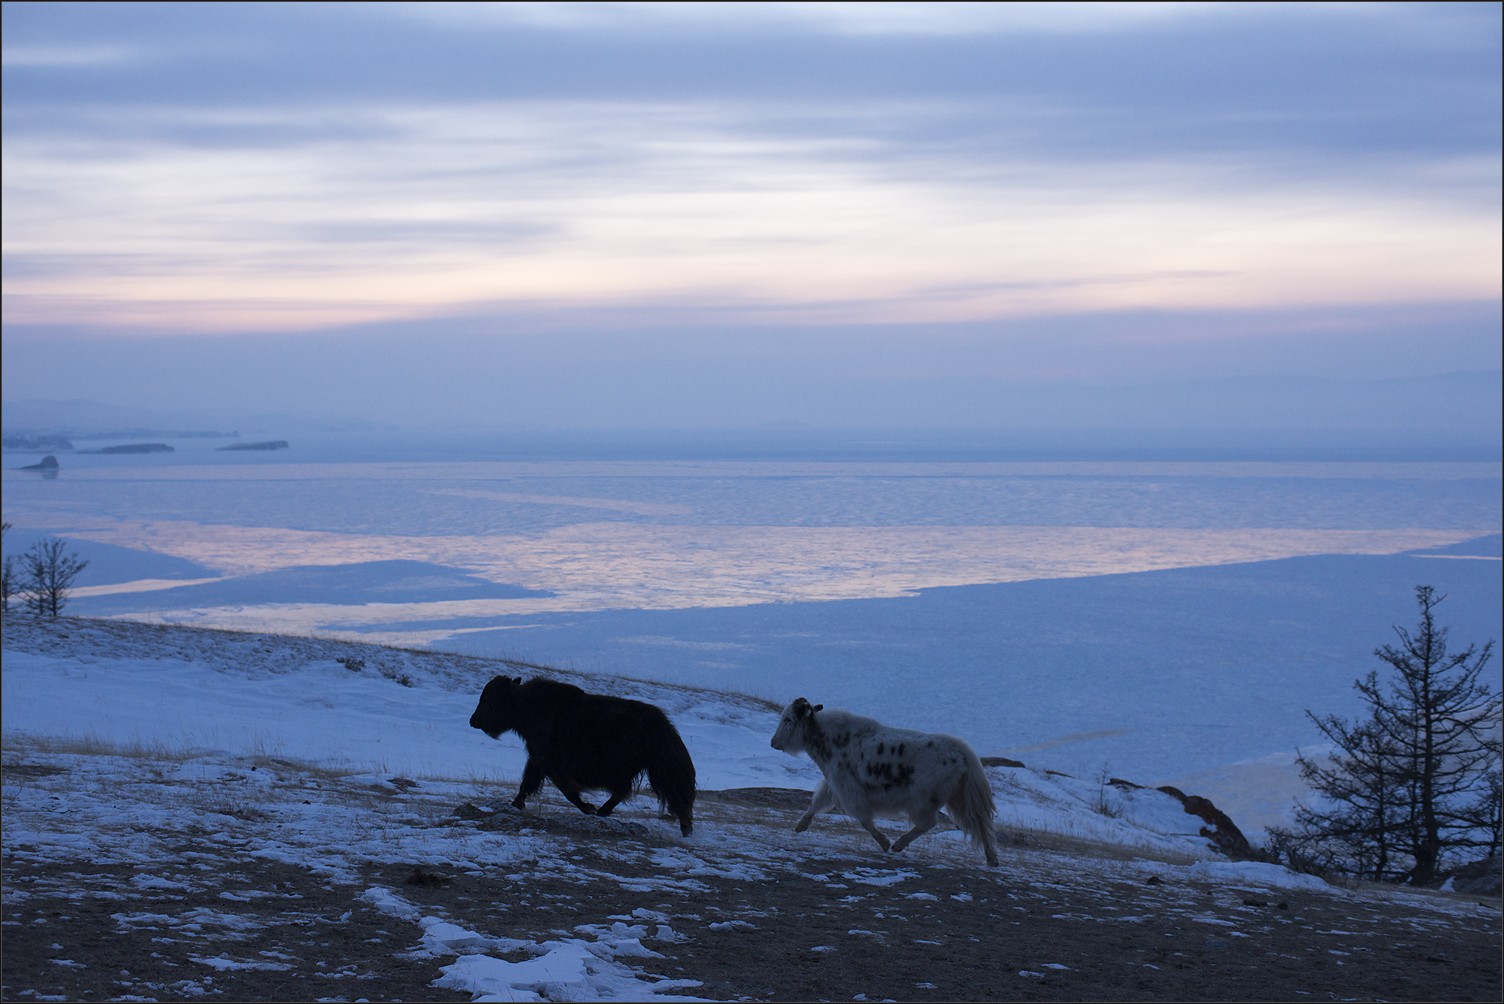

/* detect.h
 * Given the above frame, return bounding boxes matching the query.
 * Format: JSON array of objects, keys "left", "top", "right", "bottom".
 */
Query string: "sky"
[{"left": 2, "top": 1, "right": 1500, "bottom": 438}]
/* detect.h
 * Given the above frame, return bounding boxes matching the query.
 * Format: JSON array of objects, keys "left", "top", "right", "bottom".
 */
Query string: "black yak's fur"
[{"left": 469, "top": 675, "right": 696, "bottom": 835}]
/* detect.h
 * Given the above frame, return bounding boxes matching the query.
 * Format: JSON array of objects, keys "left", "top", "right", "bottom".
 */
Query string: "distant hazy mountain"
[{"left": 0, "top": 398, "right": 396, "bottom": 437}]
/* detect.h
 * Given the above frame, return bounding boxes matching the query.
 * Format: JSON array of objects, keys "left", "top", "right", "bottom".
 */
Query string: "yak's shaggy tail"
[
  {"left": 948, "top": 745, "right": 1000, "bottom": 867},
  {"left": 647, "top": 720, "right": 697, "bottom": 836}
]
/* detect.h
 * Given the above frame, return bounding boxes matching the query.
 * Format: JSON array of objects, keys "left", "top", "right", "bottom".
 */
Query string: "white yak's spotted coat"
[{"left": 770, "top": 697, "right": 1000, "bottom": 866}]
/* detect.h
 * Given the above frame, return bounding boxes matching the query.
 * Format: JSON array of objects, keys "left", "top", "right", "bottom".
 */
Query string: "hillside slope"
[{"left": 3, "top": 615, "right": 1500, "bottom": 1001}]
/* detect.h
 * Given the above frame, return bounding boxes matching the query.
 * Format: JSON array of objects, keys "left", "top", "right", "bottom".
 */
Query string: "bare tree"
[
  {"left": 1288, "top": 719, "right": 1407, "bottom": 880},
  {"left": 22, "top": 537, "right": 89, "bottom": 619},
  {"left": 1, "top": 521, "right": 13, "bottom": 614},
  {"left": 1465, "top": 769, "right": 1503, "bottom": 863},
  {"left": 1289, "top": 586, "right": 1501, "bottom": 884}
]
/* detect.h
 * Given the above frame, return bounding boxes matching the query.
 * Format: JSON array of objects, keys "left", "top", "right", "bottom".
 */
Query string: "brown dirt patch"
[{"left": 4, "top": 783, "right": 1499, "bottom": 1002}]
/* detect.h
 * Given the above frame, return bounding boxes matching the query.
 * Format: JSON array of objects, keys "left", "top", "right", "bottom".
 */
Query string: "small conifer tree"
[
  {"left": 1287, "top": 587, "right": 1500, "bottom": 884},
  {"left": 23, "top": 537, "right": 89, "bottom": 619}
]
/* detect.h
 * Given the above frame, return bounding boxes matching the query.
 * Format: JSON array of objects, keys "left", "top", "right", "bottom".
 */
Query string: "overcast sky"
[{"left": 2, "top": 2, "right": 1499, "bottom": 437}]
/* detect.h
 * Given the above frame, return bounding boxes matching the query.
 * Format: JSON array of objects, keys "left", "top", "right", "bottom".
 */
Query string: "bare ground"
[{"left": 3, "top": 778, "right": 1500, "bottom": 1003}]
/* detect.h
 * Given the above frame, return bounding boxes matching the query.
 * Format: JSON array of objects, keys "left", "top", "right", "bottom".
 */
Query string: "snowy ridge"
[{"left": 5, "top": 613, "right": 1248, "bottom": 859}]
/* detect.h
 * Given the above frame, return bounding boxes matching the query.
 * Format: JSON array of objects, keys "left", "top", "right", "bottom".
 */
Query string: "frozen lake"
[{"left": 3, "top": 432, "right": 1500, "bottom": 826}]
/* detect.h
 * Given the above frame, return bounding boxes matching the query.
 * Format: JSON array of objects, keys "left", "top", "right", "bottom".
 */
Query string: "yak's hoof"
[{"left": 510, "top": 798, "right": 527, "bottom": 810}]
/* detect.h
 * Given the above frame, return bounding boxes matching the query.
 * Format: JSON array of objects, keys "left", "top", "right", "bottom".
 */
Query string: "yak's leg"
[
  {"left": 547, "top": 772, "right": 598, "bottom": 815},
  {"left": 830, "top": 782, "right": 890, "bottom": 852},
  {"left": 795, "top": 779, "right": 838, "bottom": 832},
  {"left": 596, "top": 788, "right": 629, "bottom": 817},
  {"left": 511, "top": 757, "right": 547, "bottom": 810},
  {"left": 814, "top": 778, "right": 890, "bottom": 852},
  {"left": 852, "top": 811, "right": 892, "bottom": 852},
  {"left": 890, "top": 805, "right": 942, "bottom": 853}
]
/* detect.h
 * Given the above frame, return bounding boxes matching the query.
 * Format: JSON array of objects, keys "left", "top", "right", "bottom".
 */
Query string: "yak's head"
[
  {"left": 470, "top": 674, "right": 524, "bottom": 739},
  {"left": 770, "top": 696, "right": 822, "bottom": 754}
]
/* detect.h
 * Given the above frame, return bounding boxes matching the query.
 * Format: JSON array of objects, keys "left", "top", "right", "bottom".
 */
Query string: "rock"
[
  {"left": 1444, "top": 855, "right": 1502, "bottom": 895},
  {"left": 1168, "top": 791, "right": 1255, "bottom": 859},
  {"left": 404, "top": 865, "right": 449, "bottom": 887},
  {"left": 981, "top": 756, "right": 1027, "bottom": 769}
]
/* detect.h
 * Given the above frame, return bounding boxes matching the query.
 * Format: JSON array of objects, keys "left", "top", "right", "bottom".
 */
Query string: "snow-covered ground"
[
  {"left": 2, "top": 614, "right": 1253, "bottom": 863},
  {"left": 7, "top": 613, "right": 1497, "bottom": 1002}
]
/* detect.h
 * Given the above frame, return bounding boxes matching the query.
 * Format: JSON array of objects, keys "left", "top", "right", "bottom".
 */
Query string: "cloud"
[
  {"left": 0, "top": 2, "right": 1498, "bottom": 438},
  {"left": 398, "top": 1, "right": 1207, "bottom": 37},
  {"left": 5, "top": 67, "right": 1499, "bottom": 331},
  {"left": 4, "top": 130, "right": 1495, "bottom": 334},
  {"left": 0, "top": 42, "right": 146, "bottom": 69}
]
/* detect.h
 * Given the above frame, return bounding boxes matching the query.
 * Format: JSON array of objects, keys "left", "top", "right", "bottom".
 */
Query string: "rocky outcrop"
[
  {"left": 1156, "top": 784, "right": 1255, "bottom": 859},
  {"left": 1445, "top": 854, "right": 1502, "bottom": 895},
  {"left": 981, "top": 755, "right": 1071, "bottom": 778},
  {"left": 979, "top": 755, "right": 1255, "bottom": 859}
]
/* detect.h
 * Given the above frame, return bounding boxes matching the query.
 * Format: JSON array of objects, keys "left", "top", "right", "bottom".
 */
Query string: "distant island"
[
  {"left": 2, "top": 433, "right": 75, "bottom": 451},
  {"left": 79, "top": 443, "right": 175, "bottom": 455},
  {"left": 4, "top": 430, "right": 291, "bottom": 455},
  {"left": 69, "top": 429, "right": 237, "bottom": 440},
  {"left": 216, "top": 440, "right": 289, "bottom": 451},
  {"left": 3, "top": 428, "right": 238, "bottom": 450}
]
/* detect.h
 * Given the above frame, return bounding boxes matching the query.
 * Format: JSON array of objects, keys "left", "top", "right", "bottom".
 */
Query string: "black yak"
[{"left": 469, "top": 675, "right": 696, "bottom": 836}]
